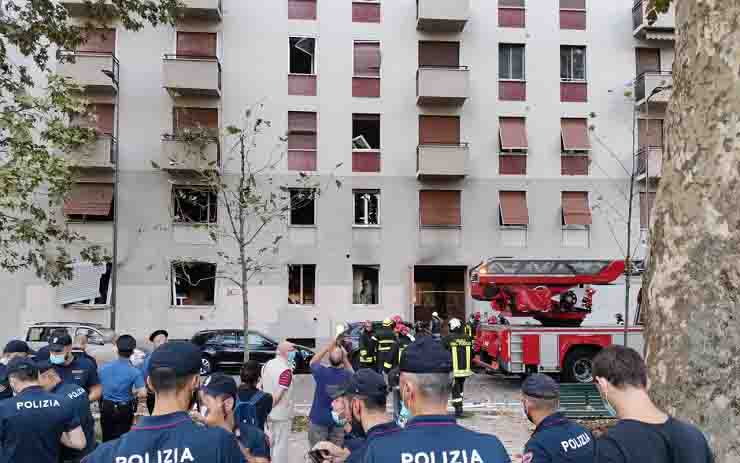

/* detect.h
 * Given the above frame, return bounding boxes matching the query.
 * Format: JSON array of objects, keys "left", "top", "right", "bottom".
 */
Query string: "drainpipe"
[{"left": 102, "top": 60, "right": 119, "bottom": 331}]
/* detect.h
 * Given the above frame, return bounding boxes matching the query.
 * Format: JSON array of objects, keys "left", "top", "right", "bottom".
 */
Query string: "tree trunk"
[
  {"left": 644, "top": 1, "right": 740, "bottom": 462},
  {"left": 242, "top": 282, "right": 250, "bottom": 362}
]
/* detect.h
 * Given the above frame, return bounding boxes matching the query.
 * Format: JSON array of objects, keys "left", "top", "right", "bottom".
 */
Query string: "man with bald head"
[{"left": 261, "top": 341, "right": 297, "bottom": 463}]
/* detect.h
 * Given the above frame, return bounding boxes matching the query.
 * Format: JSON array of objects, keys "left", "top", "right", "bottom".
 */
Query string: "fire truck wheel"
[{"left": 562, "top": 347, "right": 600, "bottom": 383}]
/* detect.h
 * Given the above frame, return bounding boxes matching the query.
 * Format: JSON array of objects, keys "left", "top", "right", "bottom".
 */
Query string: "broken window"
[
  {"left": 57, "top": 263, "right": 112, "bottom": 306},
  {"left": 354, "top": 190, "right": 380, "bottom": 226},
  {"left": 290, "top": 188, "right": 316, "bottom": 226},
  {"left": 288, "top": 264, "right": 316, "bottom": 305},
  {"left": 172, "top": 187, "right": 217, "bottom": 224},
  {"left": 171, "top": 262, "right": 216, "bottom": 306},
  {"left": 353, "top": 265, "right": 379, "bottom": 305},
  {"left": 352, "top": 114, "right": 380, "bottom": 150},
  {"left": 290, "top": 37, "right": 315, "bottom": 74}
]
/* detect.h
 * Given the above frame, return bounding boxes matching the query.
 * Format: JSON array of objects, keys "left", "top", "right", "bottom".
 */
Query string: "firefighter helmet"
[
  {"left": 382, "top": 318, "right": 393, "bottom": 327},
  {"left": 449, "top": 318, "right": 462, "bottom": 331},
  {"left": 391, "top": 315, "right": 403, "bottom": 324}
]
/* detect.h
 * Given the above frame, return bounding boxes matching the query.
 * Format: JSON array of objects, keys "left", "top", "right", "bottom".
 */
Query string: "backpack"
[{"left": 234, "top": 390, "right": 266, "bottom": 430}]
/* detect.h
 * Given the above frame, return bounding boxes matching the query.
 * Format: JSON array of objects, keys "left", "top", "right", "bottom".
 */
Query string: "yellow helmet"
[{"left": 382, "top": 318, "right": 393, "bottom": 327}]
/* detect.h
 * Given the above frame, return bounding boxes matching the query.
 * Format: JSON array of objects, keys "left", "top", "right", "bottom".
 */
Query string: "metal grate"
[{"left": 558, "top": 383, "right": 616, "bottom": 419}]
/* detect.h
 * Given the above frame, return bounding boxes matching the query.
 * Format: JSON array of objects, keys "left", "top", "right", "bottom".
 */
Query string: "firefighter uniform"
[
  {"left": 358, "top": 326, "right": 377, "bottom": 370},
  {"left": 374, "top": 320, "right": 397, "bottom": 374},
  {"left": 443, "top": 327, "right": 473, "bottom": 417}
]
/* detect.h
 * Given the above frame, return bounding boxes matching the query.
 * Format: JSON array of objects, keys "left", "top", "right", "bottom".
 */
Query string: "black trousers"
[
  {"left": 451, "top": 377, "right": 467, "bottom": 416},
  {"left": 100, "top": 399, "right": 135, "bottom": 442},
  {"left": 146, "top": 392, "right": 155, "bottom": 415}
]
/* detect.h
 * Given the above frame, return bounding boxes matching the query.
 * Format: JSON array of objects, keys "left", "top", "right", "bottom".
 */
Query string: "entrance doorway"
[{"left": 413, "top": 266, "right": 466, "bottom": 328}]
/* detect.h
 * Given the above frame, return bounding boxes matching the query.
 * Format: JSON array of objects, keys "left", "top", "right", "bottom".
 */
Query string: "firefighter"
[
  {"left": 358, "top": 321, "right": 377, "bottom": 370},
  {"left": 465, "top": 312, "right": 481, "bottom": 338},
  {"left": 430, "top": 312, "right": 442, "bottom": 340},
  {"left": 443, "top": 318, "right": 473, "bottom": 418},
  {"left": 374, "top": 319, "right": 397, "bottom": 374}
]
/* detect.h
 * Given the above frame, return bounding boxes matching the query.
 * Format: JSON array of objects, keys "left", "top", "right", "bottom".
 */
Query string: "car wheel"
[
  {"left": 200, "top": 356, "right": 213, "bottom": 376},
  {"left": 562, "top": 347, "right": 599, "bottom": 383}
]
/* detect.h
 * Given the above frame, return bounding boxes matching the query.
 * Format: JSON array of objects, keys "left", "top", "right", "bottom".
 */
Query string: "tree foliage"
[{"left": 0, "top": 0, "right": 181, "bottom": 285}]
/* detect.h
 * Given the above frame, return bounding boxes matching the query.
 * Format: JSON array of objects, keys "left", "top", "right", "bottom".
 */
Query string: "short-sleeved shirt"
[
  {"left": 236, "top": 422, "right": 270, "bottom": 459},
  {"left": 52, "top": 381, "right": 97, "bottom": 459},
  {"left": 363, "top": 415, "right": 510, "bottom": 463},
  {"left": 0, "top": 385, "right": 81, "bottom": 463},
  {"left": 345, "top": 421, "right": 401, "bottom": 463},
  {"left": 0, "top": 364, "right": 11, "bottom": 401},
  {"left": 99, "top": 359, "right": 145, "bottom": 403},
  {"left": 55, "top": 357, "right": 100, "bottom": 393},
  {"left": 82, "top": 411, "right": 245, "bottom": 463},
  {"left": 523, "top": 412, "right": 594, "bottom": 463},
  {"left": 309, "top": 364, "right": 352, "bottom": 427},
  {"left": 237, "top": 388, "right": 273, "bottom": 431},
  {"left": 595, "top": 417, "right": 714, "bottom": 463}
]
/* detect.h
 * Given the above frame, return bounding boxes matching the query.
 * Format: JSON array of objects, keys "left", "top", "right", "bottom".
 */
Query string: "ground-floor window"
[
  {"left": 288, "top": 264, "right": 316, "bottom": 305},
  {"left": 171, "top": 262, "right": 216, "bottom": 306},
  {"left": 353, "top": 265, "right": 379, "bottom": 304}
]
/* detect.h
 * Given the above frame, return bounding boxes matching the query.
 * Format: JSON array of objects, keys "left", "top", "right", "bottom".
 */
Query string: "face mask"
[
  {"left": 49, "top": 354, "right": 66, "bottom": 365},
  {"left": 287, "top": 351, "right": 297, "bottom": 366},
  {"left": 331, "top": 410, "right": 347, "bottom": 426},
  {"left": 599, "top": 388, "right": 618, "bottom": 417},
  {"left": 521, "top": 401, "right": 534, "bottom": 424}
]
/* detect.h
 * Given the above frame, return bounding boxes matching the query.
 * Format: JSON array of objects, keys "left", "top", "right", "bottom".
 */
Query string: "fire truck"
[{"left": 470, "top": 259, "right": 643, "bottom": 383}]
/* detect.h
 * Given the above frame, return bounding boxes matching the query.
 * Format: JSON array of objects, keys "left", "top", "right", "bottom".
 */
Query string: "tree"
[
  {"left": 0, "top": 0, "right": 181, "bottom": 285},
  {"left": 160, "top": 104, "right": 339, "bottom": 361},
  {"left": 643, "top": 1, "right": 740, "bottom": 461}
]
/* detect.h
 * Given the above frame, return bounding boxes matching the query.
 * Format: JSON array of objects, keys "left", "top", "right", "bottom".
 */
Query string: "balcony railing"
[
  {"left": 180, "top": 0, "right": 222, "bottom": 20},
  {"left": 163, "top": 55, "right": 221, "bottom": 98},
  {"left": 417, "top": 143, "right": 469, "bottom": 179},
  {"left": 417, "top": 66, "right": 470, "bottom": 106},
  {"left": 66, "top": 134, "right": 117, "bottom": 169},
  {"left": 636, "top": 146, "right": 663, "bottom": 180},
  {"left": 632, "top": 0, "right": 675, "bottom": 39},
  {"left": 58, "top": 52, "right": 119, "bottom": 93},
  {"left": 417, "top": 0, "right": 470, "bottom": 32},
  {"left": 634, "top": 71, "right": 672, "bottom": 107},
  {"left": 160, "top": 134, "right": 221, "bottom": 171}
]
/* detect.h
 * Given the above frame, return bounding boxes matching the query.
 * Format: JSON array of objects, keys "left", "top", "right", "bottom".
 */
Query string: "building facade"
[{"left": 0, "top": 0, "right": 675, "bottom": 346}]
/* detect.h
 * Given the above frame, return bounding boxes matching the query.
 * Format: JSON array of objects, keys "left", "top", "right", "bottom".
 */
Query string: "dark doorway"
[{"left": 413, "top": 266, "right": 466, "bottom": 328}]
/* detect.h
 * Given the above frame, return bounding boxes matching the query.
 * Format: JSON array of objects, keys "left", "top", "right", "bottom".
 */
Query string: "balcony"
[
  {"left": 417, "top": 67, "right": 470, "bottom": 106},
  {"left": 60, "top": 0, "right": 114, "bottom": 16},
  {"left": 635, "top": 72, "right": 672, "bottom": 109},
  {"left": 417, "top": 0, "right": 470, "bottom": 32},
  {"left": 57, "top": 53, "right": 119, "bottom": 94},
  {"left": 180, "top": 0, "right": 222, "bottom": 20},
  {"left": 417, "top": 144, "right": 469, "bottom": 179},
  {"left": 636, "top": 146, "right": 662, "bottom": 180},
  {"left": 632, "top": 0, "right": 675, "bottom": 40},
  {"left": 160, "top": 135, "right": 220, "bottom": 172},
  {"left": 163, "top": 55, "right": 221, "bottom": 98},
  {"left": 66, "top": 135, "right": 117, "bottom": 170}
]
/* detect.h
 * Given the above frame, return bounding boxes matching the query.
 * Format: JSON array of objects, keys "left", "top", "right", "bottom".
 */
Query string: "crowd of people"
[{"left": 0, "top": 317, "right": 715, "bottom": 463}]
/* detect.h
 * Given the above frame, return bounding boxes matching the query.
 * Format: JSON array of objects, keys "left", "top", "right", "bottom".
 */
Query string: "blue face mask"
[
  {"left": 331, "top": 410, "right": 347, "bottom": 426},
  {"left": 287, "top": 351, "right": 297, "bottom": 366},
  {"left": 49, "top": 354, "right": 66, "bottom": 365},
  {"left": 398, "top": 404, "right": 411, "bottom": 427},
  {"left": 598, "top": 385, "right": 618, "bottom": 417}
]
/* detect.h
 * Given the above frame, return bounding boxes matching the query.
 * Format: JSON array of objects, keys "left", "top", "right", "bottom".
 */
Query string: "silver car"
[{"left": 25, "top": 322, "right": 117, "bottom": 364}]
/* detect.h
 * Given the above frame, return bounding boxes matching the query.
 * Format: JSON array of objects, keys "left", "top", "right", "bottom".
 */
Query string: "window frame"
[
  {"left": 171, "top": 185, "right": 218, "bottom": 225},
  {"left": 170, "top": 261, "right": 217, "bottom": 308},
  {"left": 498, "top": 191, "right": 528, "bottom": 230},
  {"left": 289, "top": 36, "right": 317, "bottom": 76},
  {"left": 288, "top": 188, "right": 317, "bottom": 227},
  {"left": 498, "top": 44, "right": 526, "bottom": 81},
  {"left": 288, "top": 264, "right": 317, "bottom": 306},
  {"left": 68, "top": 264, "right": 113, "bottom": 307},
  {"left": 353, "top": 40, "right": 381, "bottom": 78},
  {"left": 352, "top": 265, "right": 380, "bottom": 306},
  {"left": 353, "top": 190, "right": 381, "bottom": 227},
  {"left": 560, "top": 45, "right": 587, "bottom": 82}
]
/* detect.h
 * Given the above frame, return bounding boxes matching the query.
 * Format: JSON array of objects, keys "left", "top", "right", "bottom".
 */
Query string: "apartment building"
[{"left": 0, "top": 0, "right": 676, "bottom": 346}]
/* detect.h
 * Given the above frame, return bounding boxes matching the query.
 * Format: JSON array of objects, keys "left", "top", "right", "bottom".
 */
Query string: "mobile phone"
[{"left": 308, "top": 449, "right": 329, "bottom": 463}]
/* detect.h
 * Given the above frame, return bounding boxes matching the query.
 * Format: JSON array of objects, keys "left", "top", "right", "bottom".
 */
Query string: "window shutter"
[
  {"left": 562, "top": 191, "right": 592, "bottom": 225},
  {"left": 176, "top": 32, "right": 217, "bottom": 58},
  {"left": 638, "top": 119, "right": 663, "bottom": 148},
  {"left": 636, "top": 48, "right": 661, "bottom": 76},
  {"left": 560, "top": 0, "right": 586, "bottom": 8},
  {"left": 419, "top": 116, "right": 460, "bottom": 145},
  {"left": 561, "top": 155, "right": 590, "bottom": 175},
  {"left": 78, "top": 28, "right": 116, "bottom": 54},
  {"left": 288, "top": 112, "right": 317, "bottom": 151},
  {"left": 92, "top": 104, "right": 115, "bottom": 135},
  {"left": 56, "top": 263, "right": 106, "bottom": 305},
  {"left": 418, "top": 42, "right": 460, "bottom": 67},
  {"left": 499, "top": 117, "right": 528, "bottom": 150},
  {"left": 640, "top": 192, "right": 656, "bottom": 228},
  {"left": 354, "top": 42, "right": 380, "bottom": 76},
  {"left": 64, "top": 183, "right": 114, "bottom": 216},
  {"left": 499, "top": 191, "right": 529, "bottom": 225},
  {"left": 420, "top": 190, "right": 461, "bottom": 226},
  {"left": 174, "top": 108, "right": 219, "bottom": 130},
  {"left": 561, "top": 118, "right": 591, "bottom": 151},
  {"left": 499, "top": 154, "right": 527, "bottom": 175}
]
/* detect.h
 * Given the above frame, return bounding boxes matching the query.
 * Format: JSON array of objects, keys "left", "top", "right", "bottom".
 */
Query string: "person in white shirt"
[{"left": 260, "top": 342, "right": 296, "bottom": 463}]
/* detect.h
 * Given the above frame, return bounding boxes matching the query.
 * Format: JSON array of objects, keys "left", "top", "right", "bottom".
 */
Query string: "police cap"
[
  {"left": 201, "top": 373, "right": 237, "bottom": 400},
  {"left": 6, "top": 357, "right": 38, "bottom": 377},
  {"left": 522, "top": 373, "right": 560, "bottom": 399},
  {"left": 399, "top": 337, "right": 452, "bottom": 374},
  {"left": 148, "top": 341, "right": 201, "bottom": 377},
  {"left": 330, "top": 368, "right": 387, "bottom": 400},
  {"left": 116, "top": 334, "right": 137, "bottom": 353},
  {"left": 49, "top": 333, "right": 73, "bottom": 353},
  {"left": 3, "top": 340, "right": 32, "bottom": 354},
  {"left": 149, "top": 329, "right": 169, "bottom": 342}
]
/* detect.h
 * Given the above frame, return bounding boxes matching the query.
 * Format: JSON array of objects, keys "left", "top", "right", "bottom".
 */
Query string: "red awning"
[
  {"left": 499, "top": 191, "right": 529, "bottom": 225},
  {"left": 562, "top": 191, "right": 592, "bottom": 225},
  {"left": 64, "top": 183, "right": 113, "bottom": 216},
  {"left": 561, "top": 118, "right": 591, "bottom": 151},
  {"left": 499, "top": 117, "right": 528, "bottom": 150}
]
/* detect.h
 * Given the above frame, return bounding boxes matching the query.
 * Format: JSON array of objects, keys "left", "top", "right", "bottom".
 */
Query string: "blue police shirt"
[
  {"left": 0, "top": 364, "right": 11, "bottom": 401},
  {"left": 0, "top": 385, "right": 81, "bottom": 463},
  {"left": 99, "top": 359, "right": 145, "bottom": 403},
  {"left": 524, "top": 413, "right": 594, "bottom": 463},
  {"left": 237, "top": 422, "right": 270, "bottom": 459},
  {"left": 52, "top": 381, "right": 97, "bottom": 459},
  {"left": 346, "top": 421, "right": 401, "bottom": 463},
  {"left": 363, "top": 415, "right": 510, "bottom": 463},
  {"left": 82, "top": 411, "right": 246, "bottom": 463},
  {"left": 56, "top": 356, "right": 100, "bottom": 393}
]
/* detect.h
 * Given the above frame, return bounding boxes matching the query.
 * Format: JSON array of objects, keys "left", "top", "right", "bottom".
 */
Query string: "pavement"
[{"left": 285, "top": 372, "right": 533, "bottom": 462}]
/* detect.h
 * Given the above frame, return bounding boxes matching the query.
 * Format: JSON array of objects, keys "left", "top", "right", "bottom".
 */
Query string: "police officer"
[
  {"left": 357, "top": 321, "right": 377, "bottom": 370},
  {"left": 72, "top": 334, "right": 99, "bottom": 370},
  {"left": 99, "top": 335, "right": 147, "bottom": 442},
  {"left": 443, "top": 318, "right": 473, "bottom": 418},
  {"left": 142, "top": 329, "right": 169, "bottom": 414},
  {"left": 521, "top": 374, "right": 594, "bottom": 463},
  {"left": 0, "top": 340, "right": 34, "bottom": 401},
  {"left": 47, "top": 333, "right": 102, "bottom": 401},
  {"left": 363, "top": 337, "right": 510, "bottom": 463},
  {"left": 34, "top": 328, "right": 69, "bottom": 361},
  {"left": 37, "top": 359, "right": 97, "bottom": 463},
  {"left": 0, "top": 358, "right": 87, "bottom": 463},
  {"left": 389, "top": 322, "right": 414, "bottom": 420},
  {"left": 83, "top": 341, "right": 245, "bottom": 463},
  {"left": 429, "top": 312, "right": 442, "bottom": 340},
  {"left": 374, "top": 319, "right": 397, "bottom": 374}
]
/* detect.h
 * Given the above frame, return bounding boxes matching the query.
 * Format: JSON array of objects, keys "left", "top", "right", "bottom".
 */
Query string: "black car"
[{"left": 191, "top": 329, "right": 314, "bottom": 375}]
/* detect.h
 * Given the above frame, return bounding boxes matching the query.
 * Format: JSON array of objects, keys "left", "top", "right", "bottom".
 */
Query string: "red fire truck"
[{"left": 470, "top": 259, "right": 643, "bottom": 383}]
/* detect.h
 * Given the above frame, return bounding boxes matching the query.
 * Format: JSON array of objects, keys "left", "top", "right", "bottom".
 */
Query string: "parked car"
[
  {"left": 190, "top": 329, "right": 314, "bottom": 375},
  {"left": 25, "top": 322, "right": 118, "bottom": 364}
]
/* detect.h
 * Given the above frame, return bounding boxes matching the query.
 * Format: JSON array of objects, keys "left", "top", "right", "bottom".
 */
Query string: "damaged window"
[
  {"left": 353, "top": 265, "right": 379, "bottom": 305},
  {"left": 173, "top": 187, "right": 217, "bottom": 224},
  {"left": 352, "top": 114, "right": 380, "bottom": 150},
  {"left": 290, "top": 188, "right": 316, "bottom": 226},
  {"left": 354, "top": 190, "right": 380, "bottom": 226},
  {"left": 290, "top": 37, "right": 315, "bottom": 74},
  {"left": 172, "top": 262, "right": 216, "bottom": 306},
  {"left": 57, "top": 263, "right": 112, "bottom": 306},
  {"left": 288, "top": 264, "right": 316, "bottom": 305}
]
